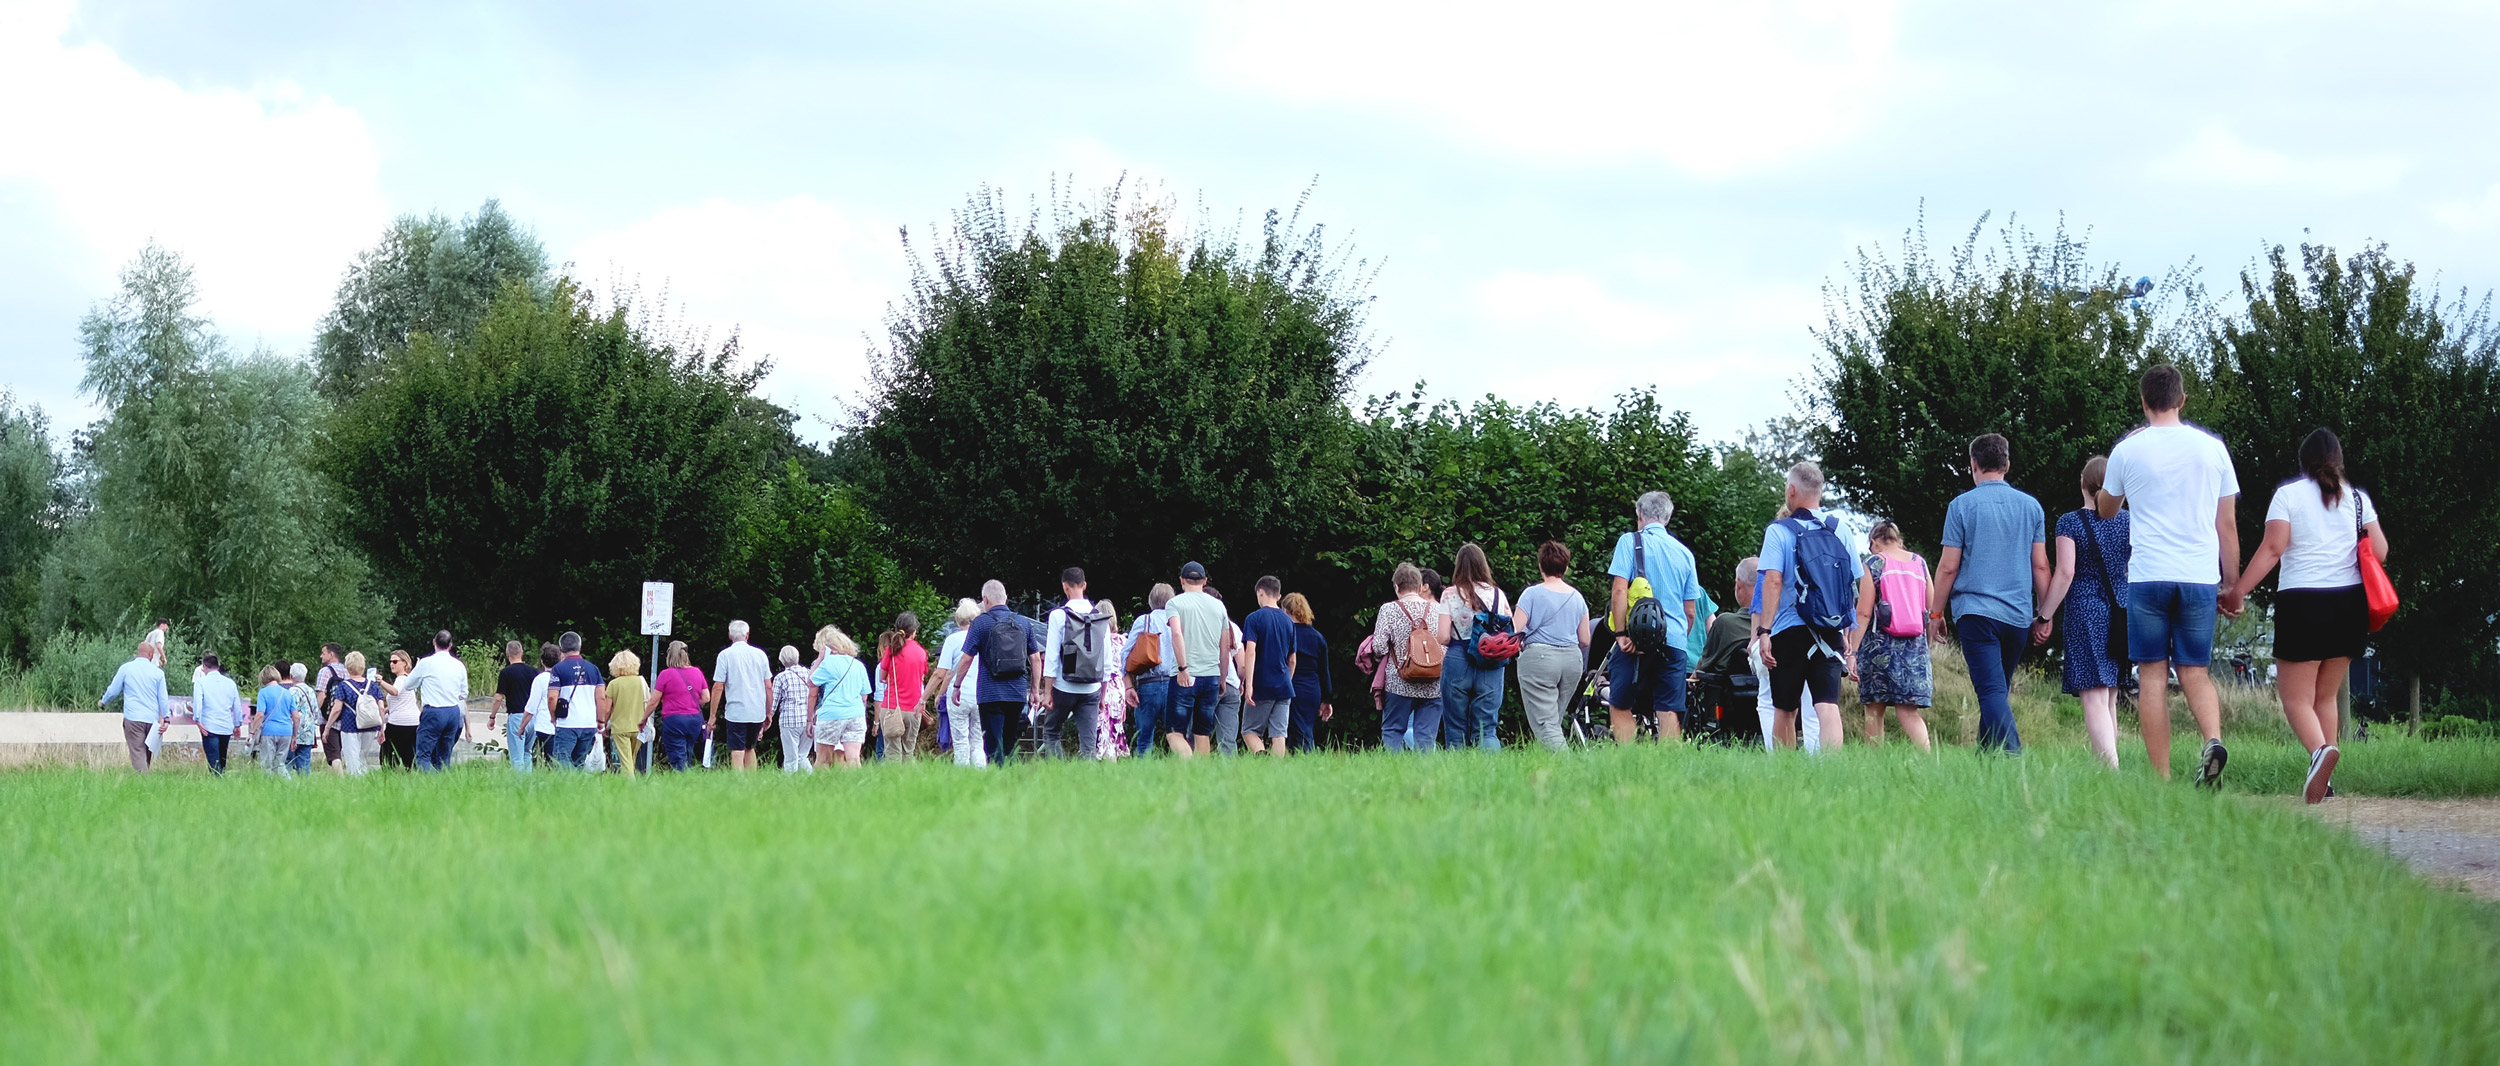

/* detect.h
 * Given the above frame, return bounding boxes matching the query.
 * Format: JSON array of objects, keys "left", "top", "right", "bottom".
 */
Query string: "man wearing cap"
[{"left": 1163, "top": 562, "right": 1234, "bottom": 757}]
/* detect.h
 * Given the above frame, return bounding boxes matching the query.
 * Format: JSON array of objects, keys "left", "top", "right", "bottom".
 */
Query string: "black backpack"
[
  {"left": 1057, "top": 603, "right": 1112, "bottom": 685},
  {"left": 982, "top": 613, "right": 1029, "bottom": 682},
  {"left": 1625, "top": 529, "right": 1675, "bottom": 655}
]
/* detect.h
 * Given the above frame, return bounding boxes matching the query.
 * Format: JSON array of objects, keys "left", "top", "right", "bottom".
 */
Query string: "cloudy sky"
[{"left": 5, "top": 0, "right": 2497, "bottom": 445}]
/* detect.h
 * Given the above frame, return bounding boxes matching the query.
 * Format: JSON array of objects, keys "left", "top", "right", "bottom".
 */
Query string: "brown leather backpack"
[{"left": 1395, "top": 600, "right": 1443, "bottom": 682}]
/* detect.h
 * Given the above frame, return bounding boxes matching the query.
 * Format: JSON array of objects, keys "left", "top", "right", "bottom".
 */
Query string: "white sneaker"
[{"left": 2303, "top": 744, "right": 2339, "bottom": 805}]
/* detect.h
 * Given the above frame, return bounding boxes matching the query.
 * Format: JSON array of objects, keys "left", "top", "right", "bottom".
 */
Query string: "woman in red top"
[
  {"left": 652, "top": 641, "right": 709, "bottom": 771},
  {"left": 876, "top": 612, "right": 930, "bottom": 760}
]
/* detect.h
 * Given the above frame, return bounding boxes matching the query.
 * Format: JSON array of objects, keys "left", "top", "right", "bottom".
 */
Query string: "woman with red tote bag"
[{"left": 2231, "top": 429, "right": 2393, "bottom": 804}]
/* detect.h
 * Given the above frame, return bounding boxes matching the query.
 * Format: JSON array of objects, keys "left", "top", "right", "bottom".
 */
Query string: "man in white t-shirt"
[
  {"left": 707, "top": 620, "right": 773, "bottom": 772},
  {"left": 2098, "top": 364, "right": 2240, "bottom": 787},
  {"left": 1040, "top": 567, "right": 1113, "bottom": 760}
]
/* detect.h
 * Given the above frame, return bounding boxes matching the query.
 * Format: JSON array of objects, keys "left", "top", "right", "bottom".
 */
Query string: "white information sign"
[{"left": 641, "top": 582, "right": 674, "bottom": 636}]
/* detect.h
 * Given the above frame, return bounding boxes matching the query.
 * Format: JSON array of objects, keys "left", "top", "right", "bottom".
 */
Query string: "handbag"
[
  {"left": 2076, "top": 510, "right": 2129, "bottom": 666},
  {"left": 2356, "top": 489, "right": 2398, "bottom": 631}
]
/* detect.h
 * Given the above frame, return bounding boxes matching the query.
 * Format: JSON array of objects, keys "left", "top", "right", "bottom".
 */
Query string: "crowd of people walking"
[{"left": 97, "top": 367, "right": 2390, "bottom": 802}]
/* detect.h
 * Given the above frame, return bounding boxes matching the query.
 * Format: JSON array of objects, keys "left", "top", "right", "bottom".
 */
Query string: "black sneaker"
[
  {"left": 2303, "top": 745, "right": 2339, "bottom": 805},
  {"left": 2192, "top": 738, "right": 2228, "bottom": 789}
]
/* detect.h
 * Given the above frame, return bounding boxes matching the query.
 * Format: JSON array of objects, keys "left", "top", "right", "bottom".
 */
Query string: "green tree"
[
  {"left": 2199, "top": 242, "right": 2500, "bottom": 707},
  {"left": 41, "top": 244, "right": 391, "bottom": 666},
  {"left": 736, "top": 461, "right": 946, "bottom": 652},
  {"left": 1812, "top": 212, "right": 2195, "bottom": 552},
  {"left": 324, "top": 278, "right": 797, "bottom": 653},
  {"left": 851, "top": 185, "right": 1372, "bottom": 600},
  {"left": 312, "top": 200, "right": 549, "bottom": 401},
  {"left": 0, "top": 391, "right": 67, "bottom": 662}
]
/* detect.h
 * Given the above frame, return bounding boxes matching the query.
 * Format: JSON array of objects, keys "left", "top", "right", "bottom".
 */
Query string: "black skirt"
[{"left": 2275, "top": 584, "right": 2366, "bottom": 662}]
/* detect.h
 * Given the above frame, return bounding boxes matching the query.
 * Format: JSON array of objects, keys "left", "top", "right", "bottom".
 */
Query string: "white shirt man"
[
  {"left": 709, "top": 621, "right": 773, "bottom": 772},
  {"left": 408, "top": 632, "right": 471, "bottom": 771},
  {"left": 1040, "top": 567, "right": 1112, "bottom": 760}
]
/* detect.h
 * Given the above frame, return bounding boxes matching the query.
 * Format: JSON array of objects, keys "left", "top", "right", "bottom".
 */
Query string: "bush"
[
  {"left": 2420, "top": 715, "right": 2499, "bottom": 742},
  {"left": 20, "top": 629, "right": 195, "bottom": 710}
]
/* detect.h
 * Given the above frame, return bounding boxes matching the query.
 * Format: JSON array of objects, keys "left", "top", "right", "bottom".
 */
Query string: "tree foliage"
[
  {"left": 736, "top": 461, "right": 946, "bottom": 653},
  {"left": 42, "top": 244, "right": 391, "bottom": 666},
  {"left": 1812, "top": 213, "right": 2195, "bottom": 552},
  {"left": 323, "top": 279, "right": 798, "bottom": 653},
  {"left": 0, "top": 392, "right": 67, "bottom": 661},
  {"left": 852, "top": 184, "right": 1372, "bottom": 599},
  {"left": 312, "top": 200, "right": 548, "bottom": 401},
  {"left": 2199, "top": 243, "right": 2500, "bottom": 693}
]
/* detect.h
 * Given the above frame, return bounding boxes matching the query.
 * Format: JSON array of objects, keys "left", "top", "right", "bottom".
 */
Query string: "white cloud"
[
  {"left": 2433, "top": 183, "right": 2500, "bottom": 230},
  {"left": 1472, "top": 270, "right": 1683, "bottom": 347},
  {"left": 2150, "top": 127, "right": 2407, "bottom": 193},
  {"left": 0, "top": 0, "right": 388, "bottom": 345},
  {"left": 1200, "top": 0, "right": 1901, "bottom": 177},
  {"left": 567, "top": 197, "right": 904, "bottom": 437}
]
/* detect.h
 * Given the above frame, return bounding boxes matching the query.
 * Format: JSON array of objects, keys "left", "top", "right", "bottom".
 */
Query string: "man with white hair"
[
  {"left": 1606, "top": 490, "right": 1705, "bottom": 743},
  {"left": 1756, "top": 462, "right": 1869, "bottom": 753},
  {"left": 100, "top": 641, "right": 170, "bottom": 773},
  {"left": 708, "top": 619, "right": 772, "bottom": 772},
  {"left": 961, "top": 580, "right": 1044, "bottom": 765}
]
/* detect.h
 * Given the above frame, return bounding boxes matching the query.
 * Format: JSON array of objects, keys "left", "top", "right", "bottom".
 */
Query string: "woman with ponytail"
[{"left": 2231, "top": 428, "right": 2392, "bottom": 803}]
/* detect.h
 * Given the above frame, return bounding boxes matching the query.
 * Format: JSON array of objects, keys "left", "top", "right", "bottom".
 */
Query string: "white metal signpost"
[{"left": 641, "top": 582, "right": 673, "bottom": 689}]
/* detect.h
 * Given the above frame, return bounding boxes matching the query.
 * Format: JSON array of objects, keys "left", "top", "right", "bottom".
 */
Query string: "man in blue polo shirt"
[
  {"left": 1929, "top": 433, "right": 2049, "bottom": 754},
  {"left": 99, "top": 642, "right": 170, "bottom": 773},
  {"left": 1606, "top": 490, "right": 1704, "bottom": 743},
  {"left": 960, "top": 580, "right": 1044, "bottom": 765}
]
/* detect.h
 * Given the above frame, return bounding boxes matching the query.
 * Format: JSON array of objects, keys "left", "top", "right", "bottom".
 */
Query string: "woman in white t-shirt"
[
  {"left": 921, "top": 599, "right": 987, "bottom": 768},
  {"left": 2230, "top": 429, "right": 2391, "bottom": 804}
]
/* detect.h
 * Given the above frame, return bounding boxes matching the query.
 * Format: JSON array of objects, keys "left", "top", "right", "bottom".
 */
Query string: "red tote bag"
[{"left": 2357, "top": 490, "right": 2398, "bottom": 632}]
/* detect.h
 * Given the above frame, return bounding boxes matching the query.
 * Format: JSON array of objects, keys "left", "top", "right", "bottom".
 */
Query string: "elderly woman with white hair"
[
  {"left": 810, "top": 625, "right": 873, "bottom": 767},
  {"left": 771, "top": 643, "right": 815, "bottom": 772},
  {"left": 924, "top": 598, "right": 987, "bottom": 766}
]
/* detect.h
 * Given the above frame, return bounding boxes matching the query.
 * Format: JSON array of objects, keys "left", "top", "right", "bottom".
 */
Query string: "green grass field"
[{"left": 4, "top": 746, "right": 2494, "bottom": 1064}]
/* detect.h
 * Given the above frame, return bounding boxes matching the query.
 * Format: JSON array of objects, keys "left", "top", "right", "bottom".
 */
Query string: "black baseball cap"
[{"left": 1179, "top": 561, "right": 1207, "bottom": 581}]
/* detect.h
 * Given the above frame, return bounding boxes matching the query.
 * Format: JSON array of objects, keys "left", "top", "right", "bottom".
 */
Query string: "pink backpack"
[{"left": 1875, "top": 553, "right": 1929, "bottom": 638}]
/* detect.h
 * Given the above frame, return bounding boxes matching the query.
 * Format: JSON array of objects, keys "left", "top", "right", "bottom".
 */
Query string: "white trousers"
[
  {"left": 948, "top": 700, "right": 987, "bottom": 767},
  {"left": 1749, "top": 640, "right": 1818, "bottom": 753}
]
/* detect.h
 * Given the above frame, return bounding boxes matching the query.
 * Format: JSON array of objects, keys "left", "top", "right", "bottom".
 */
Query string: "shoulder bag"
[{"left": 2356, "top": 490, "right": 2399, "bottom": 632}]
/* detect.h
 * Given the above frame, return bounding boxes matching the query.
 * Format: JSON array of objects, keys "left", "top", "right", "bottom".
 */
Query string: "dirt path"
[{"left": 2296, "top": 796, "right": 2500, "bottom": 901}]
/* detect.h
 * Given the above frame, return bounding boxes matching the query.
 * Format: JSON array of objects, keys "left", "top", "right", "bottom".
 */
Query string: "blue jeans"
[
  {"left": 659, "top": 714, "right": 703, "bottom": 770},
  {"left": 1130, "top": 675, "right": 1172, "bottom": 755},
  {"left": 200, "top": 731, "right": 231, "bottom": 775},
  {"left": 414, "top": 705, "right": 464, "bottom": 771},
  {"left": 1440, "top": 654, "right": 1507, "bottom": 749},
  {"left": 288, "top": 743, "right": 313, "bottom": 775},
  {"left": 2128, "top": 581, "right": 2218, "bottom": 668},
  {"left": 1380, "top": 691, "right": 1443, "bottom": 752},
  {"left": 504, "top": 711, "right": 534, "bottom": 772},
  {"left": 552, "top": 726, "right": 598, "bottom": 769},
  {"left": 1955, "top": 615, "right": 2027, "bottom": 754},
  {"left": 982, "top": 702, "right": 1024, "bottom": 765},
  {"left": 1167, "top": 675, "right": 1220, "bottom": 738}
]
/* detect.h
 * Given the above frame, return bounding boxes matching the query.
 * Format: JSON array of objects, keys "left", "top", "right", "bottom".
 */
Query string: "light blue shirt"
[
  {"left": 101, "top": 657, "right": 169, "bottom": 724},
  {"left": 810, "top": 655, "right": 870, "bottom": 721},
  {"left": 190, "top": 671, "right": 243, "bottom": 734},
  {"left": 1606, "top": 523, "right": 1704, "bottom": 650},
  {"left": 1126, "top": 609, "right": 1178, "bottom": 678},
  {"left": 1941, "top": 479, "right": 2047, "bottom": 628},
  {"left": 1757, "top": 508, "right": 1868, "bottom": 635},
  {"left": 254, "top": 683, "right": 296, "bottom": 736}
]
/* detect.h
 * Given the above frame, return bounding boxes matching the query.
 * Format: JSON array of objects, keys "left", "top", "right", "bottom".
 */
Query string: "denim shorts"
[
  {"left": 2127, "top": 581, "right": 2218, "bottom": 668},
  {"left": 1606, "top": 644, "right": 1689, "bottom": 715},
  {"left": 1167, "top": 675, "right": 1220, "bottom": 737},
  {"left": 721, "top": 719, "right": 762, "bottom": 751}
]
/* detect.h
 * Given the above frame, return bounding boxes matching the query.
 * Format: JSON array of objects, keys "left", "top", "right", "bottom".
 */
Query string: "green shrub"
[{"left": 2419, "top": 714, "right": 2499, "bottom": 741}]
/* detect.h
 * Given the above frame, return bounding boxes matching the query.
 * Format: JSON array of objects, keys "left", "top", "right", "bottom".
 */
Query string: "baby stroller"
[{"left": 1564, "top": 621, "right": 1660, "bottom": 746}]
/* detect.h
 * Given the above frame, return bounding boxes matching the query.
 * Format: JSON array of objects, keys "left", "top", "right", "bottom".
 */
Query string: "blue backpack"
[{"left": 1784, "top": 511, "right": 1855, "bottom": 633}]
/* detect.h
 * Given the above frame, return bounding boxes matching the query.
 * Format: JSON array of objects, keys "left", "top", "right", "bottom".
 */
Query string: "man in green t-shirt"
[{"left": 1163, "top": 561, "right": 1235, "bottom": 758}]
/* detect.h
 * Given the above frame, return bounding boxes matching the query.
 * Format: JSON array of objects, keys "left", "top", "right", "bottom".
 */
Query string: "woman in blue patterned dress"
[{"left": 2039, "top": 456, "right": 2131, "bottom": 769}]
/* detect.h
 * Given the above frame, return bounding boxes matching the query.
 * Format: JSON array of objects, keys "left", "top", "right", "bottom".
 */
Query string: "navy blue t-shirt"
[{"left": 1241, "top": 606, "right": 1297, "bottom": 698}]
